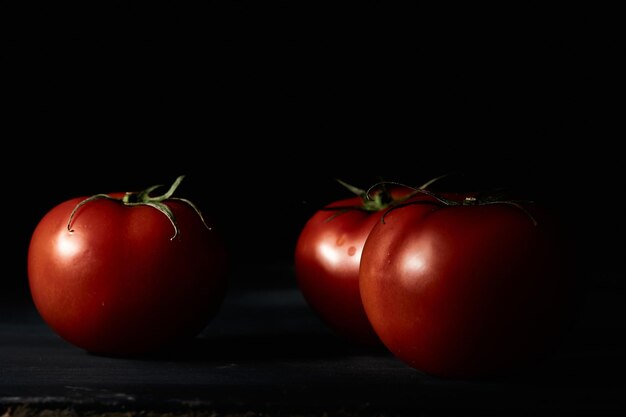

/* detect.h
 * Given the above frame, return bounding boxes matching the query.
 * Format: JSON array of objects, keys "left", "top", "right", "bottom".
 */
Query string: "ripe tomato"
[
  {"left": 294, "top": 180, "right": 416, "bottom": 345},
  {"left": 359, "top": 190, "right": 580, "bottom": 378},
  {"left": 27, "top": 176, "right": 229, "bottom": 356}
]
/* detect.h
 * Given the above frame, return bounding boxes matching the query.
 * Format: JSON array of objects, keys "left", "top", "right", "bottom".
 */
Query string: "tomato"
[
  {"left": 359, "top": 190, "right": 580, "bottom": 378},
  {"left": 27, "top": 175, "right": 229, "bottom": 356},
  {"left": 294, "top": 180, "right": 416, "bottom": 345}
]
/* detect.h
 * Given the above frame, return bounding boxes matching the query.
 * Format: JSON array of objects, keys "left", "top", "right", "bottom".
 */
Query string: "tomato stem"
[
  {"left": 322, "top": 176, "right": 456, "bottom": 222},
  {"left": 375, "top": 180, "right": 538, "bottom": 226},
  {"left": 364, "top": 172, "right": 459, "bottom": 202},
  {"left": 67, "top": 175, "right": 211, "bottom": 240},
  {"left": 319, "top": 179, "right": 396, "bottom": 222}
]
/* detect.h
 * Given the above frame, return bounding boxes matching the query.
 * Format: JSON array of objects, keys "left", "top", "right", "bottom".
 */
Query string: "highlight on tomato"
[
  {"left": 27, "top": 175, "right": 230, "bottom": 356},
  {"left": 294, "top": 178, "right": 428, "bottom": 346},
  {"left": 359, "top": 182, "right": 582, "bottom": 378}
]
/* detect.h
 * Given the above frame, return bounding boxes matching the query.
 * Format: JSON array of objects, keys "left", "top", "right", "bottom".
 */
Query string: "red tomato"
[
  {"left": 294, "top": 180, "right": 415, "bottom": 345},
  {"left": 27, "top": 176, "right": 229, "bottom": 356},
  {"left": 359, "top": 191, "right": 580, "bottom": 378}
]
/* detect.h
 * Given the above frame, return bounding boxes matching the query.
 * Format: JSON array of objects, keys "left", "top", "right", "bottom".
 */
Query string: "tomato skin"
[
  {"left": 359, "top": 197, "right": 579, "bottom": 378},
  {"left": 295, "top": 196, "right": 382, "bottom": 345},
  {"left": 28, "top": 194, "right": 229, "bottom": 356},
  {"left": 294, "top": 187, "right": 413, "bottom": 345}
]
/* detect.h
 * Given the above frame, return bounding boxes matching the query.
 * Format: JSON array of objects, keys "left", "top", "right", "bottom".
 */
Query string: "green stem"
[{"left": 67, "top": 175, "right": 210, "bottom": 240}]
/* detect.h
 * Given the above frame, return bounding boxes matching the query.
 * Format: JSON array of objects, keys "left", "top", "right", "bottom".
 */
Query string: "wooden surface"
[{"left": 2, "top": 265, "right": 626, "bottom": 417}]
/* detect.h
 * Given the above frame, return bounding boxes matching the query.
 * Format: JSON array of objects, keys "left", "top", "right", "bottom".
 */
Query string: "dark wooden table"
[{"left": 2, "top": 265, "right": 625, "bottom": 416}]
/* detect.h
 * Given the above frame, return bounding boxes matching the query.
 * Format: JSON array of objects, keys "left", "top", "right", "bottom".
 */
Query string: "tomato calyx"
[
  {"left": 318, "top": 179, "right": 401, "bottom": 222},
  {"left": 339, "top": 179, "right": 396, "bottom": 210},
  {"left": 319, "top": 175, "right": 457, "bottom": 222},
  {"left": 66, "top": 175, "right": 210, "bottom": 240},
  {"left": 366, "top": 181, "right": 538, "bottom": 226}
]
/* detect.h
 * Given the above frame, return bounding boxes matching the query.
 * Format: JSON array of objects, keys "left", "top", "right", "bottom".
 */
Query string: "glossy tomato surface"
[
  {"left": 294, "top": 186, "right": 412, "bottom": 345},
  {"left": 359, "top": 194, "right": 580, "bottom": 378},
  {"left": 27, "top": 179, "right": 229, "bottom": 356}
]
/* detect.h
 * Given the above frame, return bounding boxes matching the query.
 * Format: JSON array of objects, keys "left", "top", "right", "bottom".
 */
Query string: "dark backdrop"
[{"left": 2, "top": 3, "right": 621, "bottom": 300}]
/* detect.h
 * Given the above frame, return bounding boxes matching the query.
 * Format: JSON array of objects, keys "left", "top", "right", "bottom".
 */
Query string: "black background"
[
  {"left": 1, "top": 4, "right": 624, "bottom": 415},
  {"left": 2, "top": 3, "right": 622, "bottom": 298}
]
